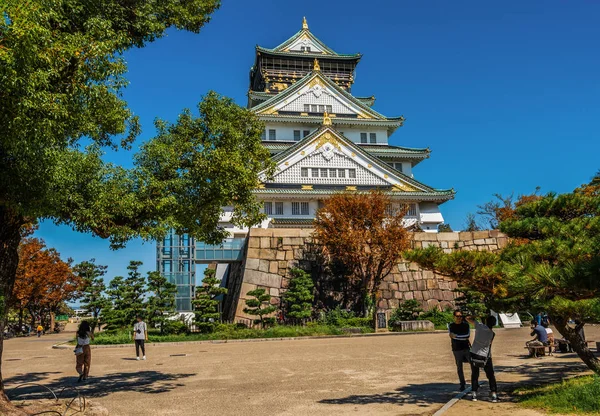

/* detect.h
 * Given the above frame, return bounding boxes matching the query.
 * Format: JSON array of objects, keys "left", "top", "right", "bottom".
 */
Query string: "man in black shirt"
[{"left": 448, "top": 309, "right": 471, "bottom": 391}]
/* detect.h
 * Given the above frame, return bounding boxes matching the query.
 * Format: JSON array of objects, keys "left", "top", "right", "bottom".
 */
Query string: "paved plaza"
[{"left": 3, "top": 326, "right": 599, "bottom": 415}]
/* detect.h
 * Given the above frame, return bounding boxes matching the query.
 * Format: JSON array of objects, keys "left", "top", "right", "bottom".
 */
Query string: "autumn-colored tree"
[
  {"left": 407, "top": 175, "right": 600, "bottom": 375},
  {"left": 13, "top": 237, "right": 79, "bottom": 331},
  {"left": 313, "top": 191, "right": 411, "bottom": 317}
]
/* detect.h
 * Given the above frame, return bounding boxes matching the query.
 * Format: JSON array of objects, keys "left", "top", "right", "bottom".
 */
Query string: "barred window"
[
  {"left": 301, "top": 168, "right": 308, "bottom": 177},
  {"left": 264, "top": 202, "right": 273, "bottom": 215},
  {"left": 320, "top": 168, "right": 328, "bottom": 177},
  {"left": 304, "top": 104, "right": 310, "bottom": 112},
  {"left": 294, "top": 130, "right": 301, "bottom": 141},
  {"left": 292, "top": 202, "right": 300, "bottom": 215},
  {"left": 348, "top": 169, "right": 356, "bottom": 178},
  {"left": 303, "top": 130, "right": 310, "bottom": 137},
  {"left": 360, "top": 133, "right": 367, "bottom": 144},
  {"left": 312, "top": 168, "right": 319, "bottom": 177},
  {"left": 338, "top": 169, "right": 346, "bottom": 178},
  {"left": 408, "top": 203, "right": 417, "bottom": 216},
  {"left": 269, "top": 129, "right": 276, "bottom": 140},
  {"left": 326, "top": 105, "right": 332, "bottom": 113},
  {"left": 301, "top": 202, "right": 309, "bottom": 215},
  {"left": 275, "top": 202, "right": 284, "bottom": 215},
  {"left": 329, "top": 169, "right": 337, "bottom": 178},
  {"left": 370, "top": 133, "right": 377, "bottom": 143}
]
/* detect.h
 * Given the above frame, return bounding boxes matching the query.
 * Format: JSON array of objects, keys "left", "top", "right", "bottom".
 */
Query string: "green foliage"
[
  {"left": 243, "top": 289, "right": 277, "bottom": 328},
  {"left": 193, "top": 268, "right": 228, "bottom": 333},
  {"left": 390, "top": 300, "right": 423, "bottom": 322},
  {"left": 418, "top": 308, "right": 455, "bottom": 329},
  {"left": 320, "top": 306, "right": 372, "bottom": 328},
  {"left": 517, "top": 375, "right": 600, "bottom": 414},
  {"left": 453, "top": 286, "right": 487, "bottom": 317},
  {"left": 464, "top": 213, "right": 481, "bottom": 231},
  {"left": 73, "top": 259, "right": 109, "bottom": 332},
  {"left": 283, "top": 268, "right": 314, "bottom": 321},
  {"left": 146, "top": 271, "right": 177, "bottom": 335},
  {"left": 103, "top": 261, "right": 146, "bottom": 331},
  {"left": 438, "top": 223, "right": 453, "bottom": 232}
]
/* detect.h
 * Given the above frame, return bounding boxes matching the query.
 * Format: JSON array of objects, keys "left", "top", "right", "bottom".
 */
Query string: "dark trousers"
[
  {"left": 453, "top": 349, "right": 470, "bottom": 386},
  {"left": 471, "top": 356, "right": 497, "bottom": 392},
  {"left": 135, "top": 339, "right": 146, "bottom": 357}
]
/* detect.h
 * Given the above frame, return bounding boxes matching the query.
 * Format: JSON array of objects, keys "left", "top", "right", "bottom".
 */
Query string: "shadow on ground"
[
  {"left": 496, "top": 357, "right": 589, "bottom": 386},
  {"left": 5, "top": 370, "right": 195, "bottom": 400},
  {"left": 319, "top": 382, "right": 456, "bottom": 408}
]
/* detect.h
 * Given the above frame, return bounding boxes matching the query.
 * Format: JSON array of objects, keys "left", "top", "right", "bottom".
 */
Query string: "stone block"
[
  {"left": 293, "top": 248, "right": 304, "bottom": 259},
  {"left": 397, "top": 263, "right": 408, "bottom": 272},
  {"left": 248, "top": 238, "right": 260, "bottom": 248},
  {"left": 404, "top": 291, "right": 414, "bottom": 300},
  {"left": 249, "top": 228, "right": 274, "bottom": 237},
  {"left": 393, "top": 291, "right": 403, "bottom": 299},
  {"left": 414, "top": 291, "right": 423, "bottom": 300},
  {"left": 284, "top": 250, "right": 294, "bottom": 260},
  {"left": 437, "top": 232, "right": 459, "bottom": 241},
  {"left": 409, "top": 262, "right": 420, "bottom": 271},
  {"left": 244, "top": 270, "right": 282, "bottom": 288},
  {"left": 490, "top": 230, "right": 505, "bottom": 238},
  {"left": 259, "top": 249, "right": 277, "bottom": 260},
  {"left": 398, "top": 282, "right": 409, "bottom": 292},
  {"left": 388, "top": 283, "right": 399, "bottom": 291},
  {"left": 484, "top": 238, "right": 495, "bottom": 244},
  {"left": 473, "top": 239, "right": 486, "bottom": 245},
  {"left": 240, "top": 282, "right": 257, "bottom": 297},
  {"left": 472, "top": 231, "right": 490, "bottom": 239},
  {"left": 443, "top": 249, "right": 452, "bottom": 254},
  {"left": 409, "top": 281, "right": 417, "bottom": 291},
  {"left": 282, "top": 237, "right": 294, "bottom": 246},
  {"left": 423, "top": 270, "right": 434, "bottom": 279},
  {"left": 426, "top": 299, "right": 440, "bottom": 310},
  {"left": 276, "top": 250, "right": 286, "bottom": 260},
  {"left": 422, "top": 241, "right": 440, "bottom": 249},
  {"left": 281, "top": 278, "right": 289, "bottom": 288},
  {"left": 497, "top": 237, "right": 508, "bottom": 248},
  {"left": 440, "top": 241, "right": 448, "bottom": 248},
  {"left": 413, "top": 232, "right": 432, "bottom": 241},
  {"left": 443, "top": 291, "right": 455, "bottom": 301},
  {"left": 269, "top": 261, "right": 279, "bottom": 274},
  {"left": 382, "top": 290, "right": 392, "bottom": 299},
  {"left": 260, "top": 237, "right": 271, "bottom": 248},
  {"left": 247, "top": 248, "right": 261, "bottom": 259},
  {"left": 413, "top": 241, "right": 422, "bottom": 249},
  {"left": 269, "top": 288, "right": 280, "bottom": 297},
  {"left": 459, "top": 232, "right": 473, "bottom": 241},
  {"left": 426, "top": 279, "right": 437, "bottom": 289},
  {"left": 388, "top": 299, "right": 399, "bottom": 309},
  {"left": 378, "top": 299, "right": 388, "bottom": 309},
  {"left": 258, "top": 259, "right": 270, "bottom": 272},
  {"left": 384, "top": 274, "right": 394, "bottom": 282},
  {"left": 422, "top": 290, "right": 431, "bottom": 300},
  {"left": 245, "top": 258, "right": 260, "bottom": 270},
  {"left": 488, "top": 244, "right": 498, "bottom": 251},
  {"left": 417, "top": 280, "right": 427, "bottom": 291},
  {"left": 278, "top": 261, "right": 288, "bottom": 268},
  {"left": 270, "top": 297, "right": 280, "bottom": 305},
  {"left": 391, "top": 320, "right": 434, "bottom": 332}
]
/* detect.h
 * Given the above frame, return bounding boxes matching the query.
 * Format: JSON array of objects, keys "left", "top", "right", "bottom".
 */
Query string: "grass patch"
[
  {"left": 85, "top": 324, "right": 374, "bottom": 345},
  {"left": 516, "top": 375, "right": 600, "bottom": 414}
]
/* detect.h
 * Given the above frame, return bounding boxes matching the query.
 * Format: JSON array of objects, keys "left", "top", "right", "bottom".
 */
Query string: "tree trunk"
[
  {"left": 553, "top": 316, "right": 600, "bottom": 374},
  {"left": 0, "top": 206, "right": 25, "bottom": 410},
  {"left": 49, "top": 311, "right": 55, "bottom": 333}
]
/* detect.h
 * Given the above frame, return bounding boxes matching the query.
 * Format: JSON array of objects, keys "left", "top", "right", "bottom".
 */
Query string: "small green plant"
[
  {"left": 283, "top": 268, "right": 314, "bottom": 323},
  {"left": 193, "top": 269, "right": 228, "bottom": 333},
  {"left": 390, "top": 300, "right": 423, "bottom": 322},
  {"left": 243, "top": 289, "right": 277, "bottom": 328},
  {"left": 418, "top": 307, "right": 454, "bottom": 329}
]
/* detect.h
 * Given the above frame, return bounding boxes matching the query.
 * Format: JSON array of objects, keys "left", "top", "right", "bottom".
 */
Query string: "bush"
[
  {"left": 322, "top": 306, "right": 356, "bottom": 326},
  {"left": 390, "top": 300, "right": 423, "bottom": 322},
  {"left": 418, "top": 308, "right": 454, "bottom": 329}
]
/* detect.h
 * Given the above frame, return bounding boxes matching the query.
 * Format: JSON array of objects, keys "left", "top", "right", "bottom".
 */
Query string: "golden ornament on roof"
[
  {"left": 303, "top": 16, "right": 309, "bottom": 30},
  {"left": 322, "top": 111, "right": 332, "bottom": 126},
  {"left": 313, "top": 58, "right": 320, "bottom": 71}
]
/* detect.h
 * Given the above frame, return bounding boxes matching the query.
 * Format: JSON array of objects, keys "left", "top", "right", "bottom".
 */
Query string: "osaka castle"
[
  {"left": 157, "top": 18, "right": 454, "bottom": 311},
  {"left": 233, "top": 17, "right": 454, "bottom": 233}
]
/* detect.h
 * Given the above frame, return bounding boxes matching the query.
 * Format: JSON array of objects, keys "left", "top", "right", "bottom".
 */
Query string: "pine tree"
[
  {"left": 193, "top": 268, "right": 228, "bottom": 333},
  {"left": 104, "top": 261, "right": 147, "bottom": 330},
  {"left": 147, "top": 271, "right": 177, "bottom": 335},
  {"left": 243, "top": 289, "right": 277, "bottom": 328},
  {"left": 74, "top": 260, "right": 109, "bottom": 332},
  {"left": 283, "top": 268, "right": 314, "bottom": 323}
]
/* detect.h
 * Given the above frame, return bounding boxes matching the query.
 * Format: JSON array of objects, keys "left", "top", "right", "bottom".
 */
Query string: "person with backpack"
[
  {"left": 466, "top": 315, "right": 498, "bottom": 403},
  {"left": 133, "top": 315, "right": 148, "bottom": 360},
  {"left": 75, "top": 320, "right": 94, "bottom": 382}
]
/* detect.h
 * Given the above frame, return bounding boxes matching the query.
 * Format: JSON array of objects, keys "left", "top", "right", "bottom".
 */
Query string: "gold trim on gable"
[
  {"left": 301, "top": 184, "right": 313, "bottom": 190},
  {"left": 392, "top": 183, "right": 418, "bottom": 192},
  {"left": 314, "top": 130, "right": 342, "bottom": 151},
  {"left": 346, "top": 186, "right": 357, "bottom": 191}
]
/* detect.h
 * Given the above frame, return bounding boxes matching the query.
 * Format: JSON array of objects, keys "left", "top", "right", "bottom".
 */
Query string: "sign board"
[
  {"left": 376, "top": 312, "right": 387, "bottom": 329},
  {"left": 499, "top": 312, "right": 522, "bottom": 329}
]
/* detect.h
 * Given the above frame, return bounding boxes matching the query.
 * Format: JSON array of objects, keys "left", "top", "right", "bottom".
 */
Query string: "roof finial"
[
  {"left": 313, "top": 58, "right": 320, "bottom": 71},
  {"left": 323, "top": 111, "right": 332, "bottom": 126},
  {"left": 302, "top": 16, "right": 308, "bottom": 30}
]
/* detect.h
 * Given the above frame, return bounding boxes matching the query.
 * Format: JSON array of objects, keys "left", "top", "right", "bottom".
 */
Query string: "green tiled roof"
[
  {"left": 258, "top": 114, "right": 404, "bottom": 130},
  {"left": 254, "top": 188, "right": 455, "bottom": 200},
  {"left": 257, "top": 28, "right": 360, "bottom": 59},
  {"left": 262, "top": 142, "right": 430, "bottom": 159},
  {"left": 253, "top": 71, "right": 400, "bottom": 122}
]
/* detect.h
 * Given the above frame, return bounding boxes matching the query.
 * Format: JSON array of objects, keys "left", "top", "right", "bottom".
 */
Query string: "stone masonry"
[{"left": 232, "top": 228, "right": 507, "bottom": 321}]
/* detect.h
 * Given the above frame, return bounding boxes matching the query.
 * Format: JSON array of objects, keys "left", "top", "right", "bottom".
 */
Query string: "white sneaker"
[
  {"left": 136, "top": 357, "right": 140, "bottom": 361},
  {"left": 471, "top": 392, "right": 478, "bottom": 402},
  {"left": 142, "top": 356, "right": 146, "bottom": 360},
  {"left": 490, "top": 392, "right": 498, "bottom": 403}
]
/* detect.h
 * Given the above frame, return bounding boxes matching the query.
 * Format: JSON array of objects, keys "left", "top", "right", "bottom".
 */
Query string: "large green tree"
[
  {"left": 147, "top": 271, "right": 177, "bottom": 335},
  {"left": 407, "top": 173, "right": 600, "bottom": 374},
  {"left": 74, "top": 259, "right": 109, "bottom": 332},
  {"left": 193, "top": 268, "right": 227, "bottom": 333},
  {"left": 283, "top": 268, "right": 314, "bottom": 323},
  {"left": 104, "top": 261, "right": 147, "bottom": 330},
  {"left": 0, "top": 0, "right": 274, "bottom": 408}
]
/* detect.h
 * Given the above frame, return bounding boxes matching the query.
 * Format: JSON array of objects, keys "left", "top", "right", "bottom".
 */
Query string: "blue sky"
[{"left": 37, "top": 1, "right": 600, "bottom": 287}]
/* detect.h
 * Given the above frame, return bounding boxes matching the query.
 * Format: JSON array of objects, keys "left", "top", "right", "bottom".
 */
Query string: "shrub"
[
  {"left": 322, "top": 306, "right": 356, "bottom": 326},
  {"left": 390, "top": 300, "right": 423, "bottom": 322},
  {"left": 418, "top": 308, "right": 454, "bottom": 329},
  {"left": 283, "top": 268, "right": 314, "bottom": 322}
]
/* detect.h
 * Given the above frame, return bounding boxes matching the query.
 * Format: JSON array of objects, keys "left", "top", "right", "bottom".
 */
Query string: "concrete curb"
[
  {"left": 432, "top": 384, "right": 477, "bottom": 416},
  {"left": 52, "top": 329, "right": 448, "bottom": 350}
]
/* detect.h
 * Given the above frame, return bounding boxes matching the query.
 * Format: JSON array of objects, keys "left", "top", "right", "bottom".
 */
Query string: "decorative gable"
[{"left": 284, "top": 33, "right": 326, "bottom": 53}]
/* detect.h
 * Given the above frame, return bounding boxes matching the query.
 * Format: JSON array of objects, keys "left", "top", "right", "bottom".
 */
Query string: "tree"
[
  {"left": 438, "top": 223, "right": 453, "bottom": 232},
  {"left": 313, "top": 191, "right": 411, "bottom": 317},
  {"left": 74, "top": 260, "right": 109, "bottom": 332},
  {"left": 243, "top": 289, "right": 277, "bottom": 329},
  {"left": 193, "top": 268, "right": 228, "bottom": 333},
  {"left": 463, "top": 213, "right": 481, "bottom": 231},
  {"left": 389, "top": 299, "right": 423, "bottom": 322},
  {"left": 283, "top": 268, "right": 314, "bottom": 323},
  {"left": 104, "top": 261, "right": 147, "bottom": 331},
  {"left": 407, "top": 175, "right": 600, "bottom": 375},
  {"left": 147, "top": 271, "right": 177, "bottom": 335},
  {"left": 0, "top": 0, "right": 279, "bottom": 408}
]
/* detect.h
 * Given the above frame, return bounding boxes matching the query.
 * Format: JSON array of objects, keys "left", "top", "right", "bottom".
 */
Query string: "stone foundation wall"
[{"left": 233, "top": 229, "right": 507, "bottom": 321}]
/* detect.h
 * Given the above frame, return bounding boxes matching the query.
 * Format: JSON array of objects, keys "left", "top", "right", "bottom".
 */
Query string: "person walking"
[
  {"left": 75, "top": 321, "right": 94, "bottom": 382},
  {"left": 133, "top": 316, "right": 148, "bottom": 360},
  {"left": 466, "top": 315, "right": 498, "bottom": 403},
  {"left": 449, "top": 310, "right": 471, "bottom": 391},
  {"left": 36, "top": 324, "right": 44, "bottom": 337}
]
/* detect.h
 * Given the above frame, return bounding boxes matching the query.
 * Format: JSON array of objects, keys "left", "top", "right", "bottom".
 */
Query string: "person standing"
[
  {"left": 467, "top": 315, "right": 498, "bottom": 403},
  {"left": 133, "top": 316, "right": 148, "bottom": 360},
  {"left": 449, "top": 310, "right": 471, "bottom": 391},
  {"left": 75, "top": 321, "right": 94, "bottom": 382}
]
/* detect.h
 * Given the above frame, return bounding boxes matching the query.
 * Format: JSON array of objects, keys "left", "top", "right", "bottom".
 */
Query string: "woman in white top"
[
  {"left": 542, "top": 321, "right": 555, "bottom": 355},
  {"left": 75, "top": 321, "right": 94, "bottom": 382}
]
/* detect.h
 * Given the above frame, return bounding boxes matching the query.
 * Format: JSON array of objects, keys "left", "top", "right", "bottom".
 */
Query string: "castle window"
[
  {"left": 326, "top": 105, "right": 332, "bottom": 113},
  {"left": 261, "top": 130, "right": 266, "bottom": 140},
  {"left": 329, "top": 169, "right": 337, "bottom": 178},
  {"left": 312, "top": 168, "right": 319, "bottom": 177},
  {"left": 301, "top": 168, "right": 308, "bottom": 177},
  {"left": 348, "top": 169, "right": 356, "bottom": 179},
  {"left": 310, "top": 105, "right": 318, "bottom": 112},
  {"left": 360, "top": 133, "right": 367, "bottom": 144},
  {"left": 275, "top": 202, "right": 284, "bottom": 215},
  {"left": 338, "top": 169, "right": 346, "bottom": 178},
  {"left": 370, "top": 133, "right": 377, "bottom": 143},
  {"left": 304, "top": 104, "right": 310, "bottom": 112},
  {"left": 294, "top": 130, "right": 301, "bottom": 141},
  {"left": 292, "top": 202, "right": 300, "bottom": 215},
  {"left": 318, "top": 105, "right": 325, "bottom": 113},
  {"left": 269, "top": 129, "right": 276, "bottom": 140},
  {"left": 303, "top": 130, "right": 310, "bottom": 137},
  {"left": 264, "top": 202, "right": 273, "bottom": 215},
  {"left": 301, "top": 202, "right": 309, "bottom": 215},
  {"left": 320, "top": 168, "right": 328, "bottom": 177}
]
